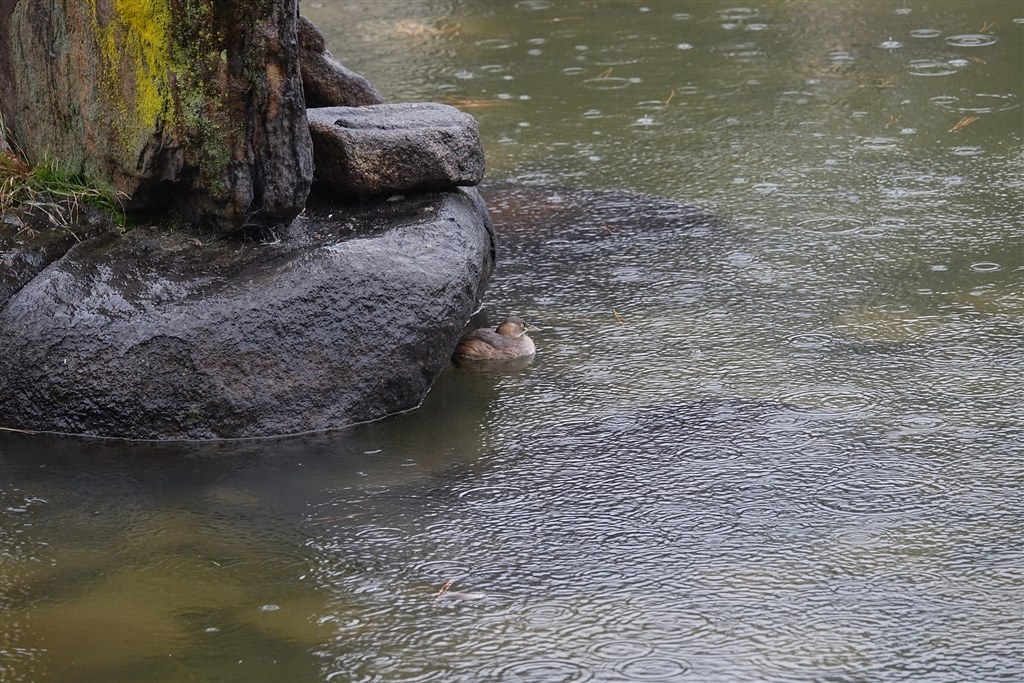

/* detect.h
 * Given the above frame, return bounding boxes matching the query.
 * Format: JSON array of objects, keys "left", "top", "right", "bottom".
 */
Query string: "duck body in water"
[{"left": 453, "top": 316, "right": 540, "bottom": 361}]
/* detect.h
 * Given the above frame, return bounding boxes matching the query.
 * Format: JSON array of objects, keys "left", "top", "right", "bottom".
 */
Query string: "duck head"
[{"left": 496, "top": 316, "right": 541, "bottom": 337}]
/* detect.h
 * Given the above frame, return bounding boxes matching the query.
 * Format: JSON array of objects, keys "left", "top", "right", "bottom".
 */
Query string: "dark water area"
[{"left": 3, "top": 0, "right": 1023, "bottom": 681}]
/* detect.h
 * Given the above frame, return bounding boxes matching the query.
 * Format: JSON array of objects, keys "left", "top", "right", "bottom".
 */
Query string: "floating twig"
[
  {"left": 436, "top": 578, "right": 456, "bottom": 600},
  {"left": 393, "top": 20, "right": 458, "bottom": 38},
  {"left": 886, "top": 113, "right": 901, "bottom": 128},
  {"left": 598, "top": 67, "right": 614, "bottom": 79},
  {"left": 612, "top": 309, "right": 630, "bottom": 326},
  {"left": 306, "top": 512, "right": 368, "bottom": 524},
  {"left": 949, "top": 115, "right": 979, "bottom": 133},
  {"left": 665, "top": 88, "right": 676, "bottom": 106},
  {"left": 859, "top": 77, "right": 894, "bottom": 90},
  {"left": 439, "top": 96, "right": 507, "bottom": 109},
  {"left": 979, "top": 20, "right": 996, "bottom": 33}
]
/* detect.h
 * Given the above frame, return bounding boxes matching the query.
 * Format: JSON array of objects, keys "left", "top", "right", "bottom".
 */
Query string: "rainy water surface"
[{"left": 2, "top": 1, "right": 1022, "bottom": 681}]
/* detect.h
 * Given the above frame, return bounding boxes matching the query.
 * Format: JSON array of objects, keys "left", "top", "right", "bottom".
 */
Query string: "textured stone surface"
[
  {"left": 0, "top": 189, "right": 495, "bottom": 440},
  {"left": 0, "top": 207, "right": 112, "bottom": 308},
  {"left": 308, "top": 104, "right": 485, "bottom": 197},
  {"left": 298, "top": 15, "right": 383, "bottom": 108},
  {"left": 0, "top": 0, "right": 312, "bottom": 233}
]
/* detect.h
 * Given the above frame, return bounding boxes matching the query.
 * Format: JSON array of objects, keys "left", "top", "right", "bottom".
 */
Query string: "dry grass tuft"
[{"left": 1, "top": 115, "right": 126, "bottom": 228}]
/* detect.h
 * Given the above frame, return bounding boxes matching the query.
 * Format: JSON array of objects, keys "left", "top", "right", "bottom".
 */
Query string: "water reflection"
[{"left": 4, "top": 0, "right": 1023, "bottom": 680}]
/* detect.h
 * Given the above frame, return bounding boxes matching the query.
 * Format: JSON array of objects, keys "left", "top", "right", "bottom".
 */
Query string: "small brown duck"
[{"left": 454, "top": 316, "right": 540, "bottom": 361}]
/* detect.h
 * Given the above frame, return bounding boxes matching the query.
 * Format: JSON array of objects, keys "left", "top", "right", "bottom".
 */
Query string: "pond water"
[{"left": 2, "top": 1, "right": 1022, "bottom": 681}]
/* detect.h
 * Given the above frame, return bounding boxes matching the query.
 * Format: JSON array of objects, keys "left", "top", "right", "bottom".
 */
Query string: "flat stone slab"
[
  {"left": 308, "top": 103, "right": 485, "bottom": 197},
  {"left": 0, "top": 189, "right": 495, "bottom": 440}
]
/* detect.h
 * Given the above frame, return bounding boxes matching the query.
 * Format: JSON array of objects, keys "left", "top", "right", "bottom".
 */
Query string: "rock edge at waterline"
[{"left": 0, "top": 189, "right": 495, "bottom": 440}]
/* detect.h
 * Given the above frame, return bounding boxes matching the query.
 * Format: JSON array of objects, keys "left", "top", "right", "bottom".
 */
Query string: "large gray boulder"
[
  {"left": 0, "top": 189, "right": 495, "bottom": 440},
  {"left": 308, "top": 104, "right": 485, "bottom": 197},
  {"left": 297, "top": 15, "right": 384, "bottom": 108}
]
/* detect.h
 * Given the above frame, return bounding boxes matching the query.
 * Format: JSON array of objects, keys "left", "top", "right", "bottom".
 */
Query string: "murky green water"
[{"left": 2, "top": 1, "right": 1022, "bottom": 681}]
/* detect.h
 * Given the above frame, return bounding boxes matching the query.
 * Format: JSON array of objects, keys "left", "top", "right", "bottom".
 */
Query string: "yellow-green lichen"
[
  {"left": 85, "top": 0, "right": 238, "bottom": 198},
  {"left": 89, "top": 0, "right": 176, "bottom": 149}
]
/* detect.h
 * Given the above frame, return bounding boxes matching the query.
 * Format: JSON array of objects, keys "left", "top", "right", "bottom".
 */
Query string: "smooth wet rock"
[
  {"left": 298, "top": 15, "right": 384, "bottom": 108},
  {"left": 0, "top": 206, "right": 113, "bottom": 309},
  {"left": 308, "top": 104, "right": 485, "bottom": 197},
  {"left": 0, "top": 189, "right": 495, "bottom": 440}
]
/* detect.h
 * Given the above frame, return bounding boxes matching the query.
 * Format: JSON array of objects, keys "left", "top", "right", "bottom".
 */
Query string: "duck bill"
[{"left": 525, "top": 324, "right": 541, "bottom": 333}]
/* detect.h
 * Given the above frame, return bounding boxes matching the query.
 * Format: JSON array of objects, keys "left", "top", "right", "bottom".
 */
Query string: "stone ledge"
[
  {"left": 0, "top": 189, "right": 495, "bottom": 440},
  {"left": 308, "top": 104, "right": 485, "bottom": 197}
]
